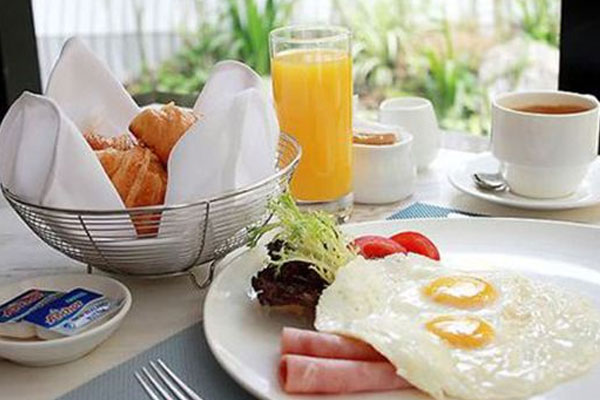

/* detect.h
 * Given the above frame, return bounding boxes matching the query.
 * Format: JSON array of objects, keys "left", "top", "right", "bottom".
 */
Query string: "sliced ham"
[
  {"left": 281, "top": 327, "right": 386, "bottom": 361},
  {"left": 279, "top": 354, "right": 412, "bottom": 394}
]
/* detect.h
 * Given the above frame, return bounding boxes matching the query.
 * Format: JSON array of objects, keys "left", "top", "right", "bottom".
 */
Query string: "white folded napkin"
[
  {"left": 0, "top": 92, "right": 125, "bottom": 210},
  {"left": 168, "top": 61, "right": 279, "bottom": 204},
  {"left": 46, "top": 37, "right": 140, "bottom": 138},
  {"left": 0, "top": 37, "right": 280, "bottom": 214}
]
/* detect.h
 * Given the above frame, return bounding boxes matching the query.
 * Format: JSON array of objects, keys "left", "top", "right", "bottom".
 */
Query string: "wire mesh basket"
[{"left": 2, "top": 133, "right": 301, "bottom": 285}]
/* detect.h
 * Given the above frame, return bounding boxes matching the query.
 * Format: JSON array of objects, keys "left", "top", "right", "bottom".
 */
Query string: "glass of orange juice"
[{"left": 270, "top": 26, "right": 353, "bottom": 220}]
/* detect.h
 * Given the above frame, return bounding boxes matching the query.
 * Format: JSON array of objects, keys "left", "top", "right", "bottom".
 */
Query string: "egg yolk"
[
  {"left": 423, "top": 276, "right": 498, "bottom": 308},
  {"left": 425, "top": 315, "right": 494, "bottom": 349}
]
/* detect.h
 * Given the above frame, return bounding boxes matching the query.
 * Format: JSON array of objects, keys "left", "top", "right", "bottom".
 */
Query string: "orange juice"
[{"left": 272, "top": 49, "right": 352, "bottom": 202}]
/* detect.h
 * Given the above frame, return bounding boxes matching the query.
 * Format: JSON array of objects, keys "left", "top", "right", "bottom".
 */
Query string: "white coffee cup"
[
  {"left": 491, "top": 91, "right": 600, "bottom": 198},
  {"left": 379, "top": 97, "right": 440, "bottom": 169},
  {"left": 353, "top": 120, "right": 416, "bottom": 204}
]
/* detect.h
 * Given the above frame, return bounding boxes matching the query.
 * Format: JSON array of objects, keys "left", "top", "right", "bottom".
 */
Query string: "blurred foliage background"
[{"left": 126, "top": 0, "right": 561, "bottom": 136}]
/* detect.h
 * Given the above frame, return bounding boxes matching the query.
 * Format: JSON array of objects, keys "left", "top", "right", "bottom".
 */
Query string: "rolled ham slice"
[
  {"left": 281, "top": 327, "right": 386, "bottom": 361},
  {"left": 279, "top": 354, "right": 412, "bottom": 394}
]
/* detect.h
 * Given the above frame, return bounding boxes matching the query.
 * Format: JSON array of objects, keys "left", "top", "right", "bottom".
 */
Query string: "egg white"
[{"left": 315, "top": 253, "right": 600, "bottom": 400}]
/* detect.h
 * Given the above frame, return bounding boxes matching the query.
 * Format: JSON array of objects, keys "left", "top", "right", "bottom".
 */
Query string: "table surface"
[{"left": 2, "top": 138, "right": 600, "bottom": 399}]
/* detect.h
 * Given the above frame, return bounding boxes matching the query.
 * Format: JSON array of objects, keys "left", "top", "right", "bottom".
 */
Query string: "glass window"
[{"left": 31, "top": 0, "right": 560, "bottom": 135}]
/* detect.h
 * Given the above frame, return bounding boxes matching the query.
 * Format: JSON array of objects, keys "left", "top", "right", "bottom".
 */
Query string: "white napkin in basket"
[
  {"left": 0, "top": 92, "right": 125, "bottom": 210},
  {"left": 168, "top": 61, "right": 279, "bottom": 204},
  {"left": 46, "top": 37, "right": 140, "bottom": 137},
  {"left": 0, "top": 37, "right": 280, "bottom": 213}
]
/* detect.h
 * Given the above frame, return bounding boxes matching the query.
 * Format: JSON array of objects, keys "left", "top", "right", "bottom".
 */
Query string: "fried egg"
[{"left": 315, "top": 254, "right": 600, "bottom": 400}]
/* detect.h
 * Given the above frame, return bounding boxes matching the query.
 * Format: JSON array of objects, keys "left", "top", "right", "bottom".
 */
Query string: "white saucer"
[{"left": 448, "top": 153, "right": 600, "bottom": 210}]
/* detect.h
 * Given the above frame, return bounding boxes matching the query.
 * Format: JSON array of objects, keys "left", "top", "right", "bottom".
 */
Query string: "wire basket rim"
[{"left": 1, "top": 132, "right": 301, "bottom": 216}]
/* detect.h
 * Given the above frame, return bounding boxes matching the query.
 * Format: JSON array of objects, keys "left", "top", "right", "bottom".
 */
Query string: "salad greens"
[{"left": 249, "top": 193, "right": 356, "bottom": 284}]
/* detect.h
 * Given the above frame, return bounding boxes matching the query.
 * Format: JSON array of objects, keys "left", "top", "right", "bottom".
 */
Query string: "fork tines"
[{"left": 135, "top": 359, "right": 203, "bottom": 400}]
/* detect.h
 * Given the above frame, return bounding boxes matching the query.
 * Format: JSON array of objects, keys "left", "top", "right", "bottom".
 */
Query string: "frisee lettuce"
[{"left": 248, "top": 193, "right": 356, "bottom": 284}]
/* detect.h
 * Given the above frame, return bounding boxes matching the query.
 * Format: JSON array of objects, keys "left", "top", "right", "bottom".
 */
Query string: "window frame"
[{"left": 0, "top": 0, "right": 41, "bottom": 118}]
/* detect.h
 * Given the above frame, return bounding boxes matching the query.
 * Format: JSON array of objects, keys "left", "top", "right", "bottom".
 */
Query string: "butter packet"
[
  {"left": 24, "top": 287, "right": 123, "bottom": 340},
  {"left": 0, "top": 289, "right": 64, "bottom": 339}
]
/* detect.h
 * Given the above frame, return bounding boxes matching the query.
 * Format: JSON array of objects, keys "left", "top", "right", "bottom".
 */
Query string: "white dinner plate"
[
  {"left": 448, "top": 153, "right": 600, "bottom": 210},
  {"left": 204, "top": 218, "right": 600, "bottom": 400}
]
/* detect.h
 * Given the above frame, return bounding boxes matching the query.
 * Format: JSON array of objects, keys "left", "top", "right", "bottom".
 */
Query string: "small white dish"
[
  {"left": 379, "top": 97, "right": 440, "bottom": 170},
  {"left": 449, "top": 152, "right": 600, "bottom": 210},
  {"left": 353, "top": 120, "right": 416, "bottom": 204},
  {"left": 0, "top": 274, "right": 131, "bottom": 366}
]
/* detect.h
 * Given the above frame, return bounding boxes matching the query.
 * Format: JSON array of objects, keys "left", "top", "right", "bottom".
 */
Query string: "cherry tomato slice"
[
  {"left": 389, "top": 231, "right": 440, "bottom": 260},
  {"left": 353, "top": 235, "right": 407, "bottom": 259}
]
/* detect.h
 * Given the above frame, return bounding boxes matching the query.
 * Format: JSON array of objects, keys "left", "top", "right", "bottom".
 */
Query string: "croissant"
[
  {"left": 94, "top": 145, "right": 167, "bottom": 235},
  {"left": 83, "top": 132, "right": 135, "bottom": 151},
  {"left": 84, "top": 131, "right": 135, "bottom": 151},
  {"left": 95, "top": 146, "right": 166, "bottom": 208},
  {"left": 129, "top": 102, "right": 198, "bottom": 166}
]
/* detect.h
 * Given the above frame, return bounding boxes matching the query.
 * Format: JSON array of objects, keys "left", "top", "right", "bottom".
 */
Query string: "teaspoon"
[{"left": 472, "top": 172, "right": 508, "bottom": 192}]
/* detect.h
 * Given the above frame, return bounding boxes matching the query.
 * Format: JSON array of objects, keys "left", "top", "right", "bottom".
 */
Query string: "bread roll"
[
  {"left": 93, "top": 145, "right": 167, "bottom": 235},
  {"left": 128, "top": 102, "right": 197, "bottom": 166},
  {"left": 84, "top": 132, "right": 134, "bottom": 151},
  {"left": 96, "top": 146, "right": 166, "bottom": 208}
]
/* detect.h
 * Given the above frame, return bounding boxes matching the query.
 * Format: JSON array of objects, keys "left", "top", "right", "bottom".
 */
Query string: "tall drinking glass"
[{"left": 270, "top": 26, "right": 353, "bottom": 220}]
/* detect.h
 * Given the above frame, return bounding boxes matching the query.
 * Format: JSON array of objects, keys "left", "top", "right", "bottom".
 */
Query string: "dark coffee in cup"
[{"left": 512, "top": 104, "right": 592, "bottom": 115}]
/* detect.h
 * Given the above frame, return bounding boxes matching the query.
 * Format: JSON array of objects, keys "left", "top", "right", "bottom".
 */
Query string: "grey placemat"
[
  {"left": 386, "top": 202, "right": 483, "bottom": 220},
  {"left": 59, "top": 322, "right": 254, "bottom": 400},
  {"left": 59, "top": 202, "right": 473, "bottom": 400}
]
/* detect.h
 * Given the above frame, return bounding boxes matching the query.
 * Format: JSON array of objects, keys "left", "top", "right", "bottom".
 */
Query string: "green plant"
[
  {"left": 412, "top": 20, "right": 487, "bottom": 134},
  {"left": 128, "top": 0, "right": 559, "bottom": 137},
  {"left": 335, "top": 0, "right": 411, "bottom": 96},
  {"left": 517, "top": 0, "right": 560, "bottom": 47},
  {"left": 128, "top": 0, "right": 294, "bottom": 95},
  {"left": 337, "top": 1, "right": 492, "bottom": 134},
  {"left": 422, "top": 21, "right": 460, "bottom": 119},
  {"left": 226, "top": 0, "right": 294, "bottom": 76},
  {"left": 129, "top": 21, "right": 236, "bottom": 95}
]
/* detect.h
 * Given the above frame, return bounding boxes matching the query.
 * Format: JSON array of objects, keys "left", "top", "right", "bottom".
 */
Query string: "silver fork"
[{"left": 135, "top": 359, "right": 203, "bottom": 400}]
